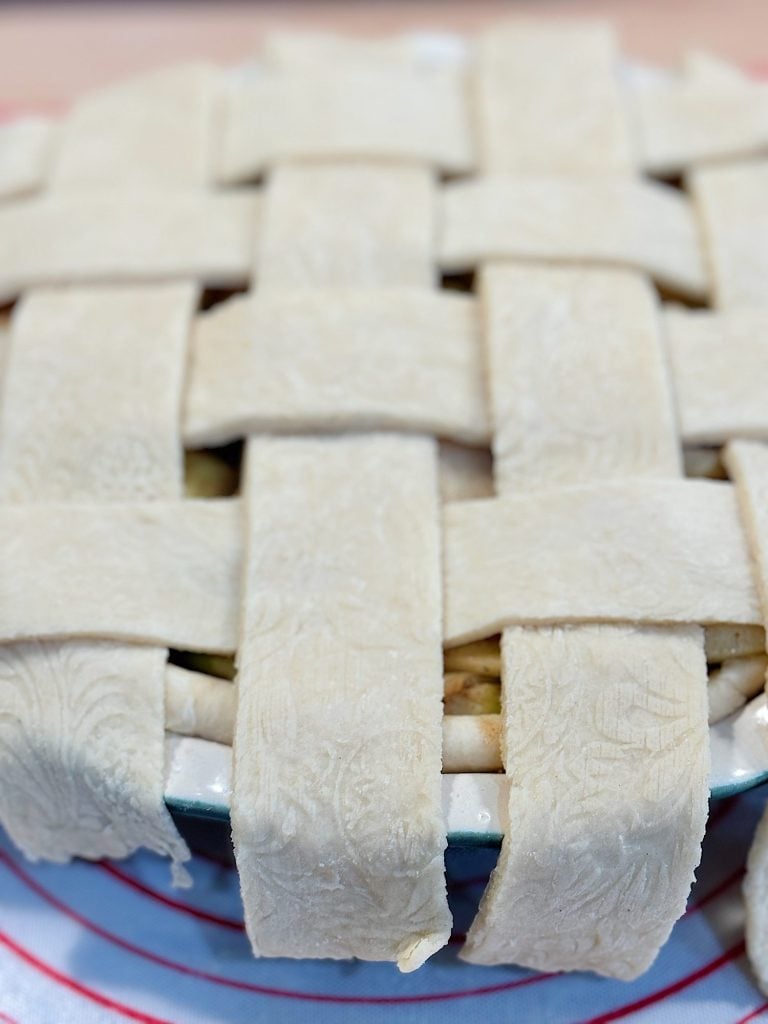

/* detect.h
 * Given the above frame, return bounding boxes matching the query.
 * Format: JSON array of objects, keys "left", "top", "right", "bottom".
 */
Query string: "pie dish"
[{"left": 2, "top": 15, "right": 768, "bottom": 986}]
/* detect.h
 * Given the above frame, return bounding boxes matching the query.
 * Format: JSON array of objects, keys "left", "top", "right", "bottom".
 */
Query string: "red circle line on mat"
[
  {"left": 735, "top": 1000, "right": 768, "bottom": 1024},
  {"left": 0, "top": 841, "right": 750, "bottom": 1010},
  {"left": 0, "top": 1011, "right": 19, "bottom": 1024},
  {"left": 97, "top": 861, "right": 245, "bottom": 932},
  {"left": 576, "top": 941, "right": 747, "bottom": 1024},
  {"left": 0, "top": 929, "right": 173, "bottom": 1024},
  {"left": 0, "top": 846, "right": 553, "bottom": 1005}
]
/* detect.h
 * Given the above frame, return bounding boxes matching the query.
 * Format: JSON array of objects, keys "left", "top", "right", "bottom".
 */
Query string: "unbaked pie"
[{"left": 2, "top": 17, "right": 768, "bottom": 986}]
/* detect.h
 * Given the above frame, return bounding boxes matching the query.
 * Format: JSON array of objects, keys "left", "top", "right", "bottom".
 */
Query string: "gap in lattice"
[
  {"left": 440, "top": 270, "right": 476, "bottom": 294},
  {"left": 198, "top": 286, "right": 250, "bottom": 313},
  {"left": 184, "top": 440, "right": 244, "bottom": 497}
]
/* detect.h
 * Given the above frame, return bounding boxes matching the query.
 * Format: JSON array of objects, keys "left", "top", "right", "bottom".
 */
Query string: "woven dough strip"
[{"left": 232, "top": 434, "right": 451, "bottom": 970}]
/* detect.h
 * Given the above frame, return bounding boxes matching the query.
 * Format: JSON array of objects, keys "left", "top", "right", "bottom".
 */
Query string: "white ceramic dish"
[{"left": 164, "top": 692, "right": 768, "bottom": 845}]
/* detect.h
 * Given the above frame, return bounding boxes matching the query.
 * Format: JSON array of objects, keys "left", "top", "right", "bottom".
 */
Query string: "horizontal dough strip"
[
  {"left": 0, "top": 192, "right": 257, "bottom": 304},
  {"left": 184, "top": 290, "right": 490, "bottom": 447},
  {"left": 444, "top": 478, "right": 761, "bottom": 645},
  {"left": 438, "top": 176, "right": 708, "bottom": 300},
  {"left": 0, "top": 500, "right": 241, "bottom": 651},
  {"left": 0, "top": 478, "right": 761, "bottom": 652},
  {"left": 182, "top": 289, "right": 766, "bottom": 451}
]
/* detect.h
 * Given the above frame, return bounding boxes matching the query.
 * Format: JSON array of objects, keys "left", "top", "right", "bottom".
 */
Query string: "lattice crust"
[
  {"left": 482, "top": 265, "right": 681, "bottom": 492},
  {"left": 666, "top": 308, "right": 768, "bottom": 445},
  {"left": 51, "top": 65, "right": 216, "bottom": 189},
  {"left": 632, "top": 54, "right": 768, "bottom": 176},
  {"left": 3, "top": 18, "right": 768, "bottom": 981},
  {"left": 443, "top": 480, "right": 759, "bottom": 644},
  {"left": 0, "top": 282, "right": 198, "bottom": 878},
  {"left": 0, "top": 501, "right": 241, "bottom": 649},
  {"left": 256, "top": 164, "right": 435, "bottom": 288},
  {"left": 233, "top": 434, "right": 450, "bottom": 971},
  {"left": 461, "top": 257, "right": 709, "bottom": 974},
  {"left": 184, "top": 290, "right": 489, "bottom": 446},
  {"left": 0, "top": 284, "right": 195, "bottom": 500},
  {"left": 217, "top": 65, "right": 472, "bottom": 182},
  {"left": 692, "top": 159, "right": 768, "bottom": 309},
  {"left": 462, "top": 624, "right": 708, "bottom": 978},
  {"left": 0, "top": 192, "right": 256, "bottom": 303},
  {"left": 439, "top": 175, "right": 708, "bottom": 299},
  {"left": 0, "top": 118, "right": 56, "bottom": 200},
  {"left": 474, "top": 22, "right": 635, "bottom": 174}
]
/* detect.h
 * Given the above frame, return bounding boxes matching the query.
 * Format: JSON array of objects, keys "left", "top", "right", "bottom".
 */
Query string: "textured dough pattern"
[
  {"left": 257, "top": 164, "right": 435, "bottom": 289},
  {"left": 185, "top": 289, "right": 488, "bottom": 446},
  {"left": 0, "top": 500, "right": 241, "bottom": 651},
  {"left": 51, "top": 65, "right": 216, "bottom": 189},
  {"left": 666, "top": 308, "right": 768, "bottom": 445},
  {"left": 0, "top": 284, "right": 196, "bottom": 501},
  {"left": 218, "top": 64, "right": 472, "bottom": 181},
  {"left": 475, "top": 21, "right": 634, "bottom": 174},
  {"left": 443, "top": 480, "right": 760, "bottom": 643},
  {"left": 461, "top": 624, "right": 709, "bottom": 978},
  {"left": 232, "top": 434, "right": 450, "bottom": 970},
  {"left": 692, "top": 160, "right": 768, "bottom": 308},
  {"left": 0, "top": 641, "right": 189, "bottom": 874},
  {"left": 438, "top": 175, "right": 708, "bottom": 299},
  {"left": 482, "top": 264, "right": 681, "bottom": 491},
  {"left": 0, "top": 191, "right": 256, "bottom": 303}
]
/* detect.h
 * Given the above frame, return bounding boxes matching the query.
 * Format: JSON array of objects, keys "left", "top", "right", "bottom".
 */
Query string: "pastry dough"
[
  {"left": 0, "top": 191, "right": 256, "bottom": 303},
  {"left": 231, "top": 434, "right": 450, "bottom": 970},
  {"left": 438, "top": 175, "right": 708, "bottom": 299},
  {"left": 185, "top": 289, "right": 488, "bottom": 446},
  {"left": 692, "top": 160, "right": 768, "bottom": 308},
  {"left": 0, "top": 117, "right": 55, "bottom": 200},
  {"left": 444, "top": 480, "right": 760, "bottom": 644},
  {"left": 257, "top": 164, "right": 435, "bottom": 289},
  {"left": 0, "top": 500, "right": 241, "bottom": 651},
  {"left": 708, "top": 655, "right": 768, "bottom": 723},
  {"left": 0, "top": 284, "right": 196, "bottom": 500},
  {"left": 217, "top": 65, "right": 472, "bottom": 182},
  {"left": 52, "top": 65, "right": 216, "bottom": 189},
  {"left": 475, "top": 21, "right": 634, "bottom": 174},
  {"left": 725, "top": 441, "right": 768, "bottom": 624},
  {"left": 482, "top": 264, "right": 680, "bottom": 492},
  {"left": 666, "top": 308, "right": 768, "bottom": 445},
  {"left": 462, "top": 624, "right": 709, "bottom": 978},
  {"left": 0, "top": 283, "right": 198, "bottom": 879},
  {"left": 632, "top": 56, "right": 768, "bottom": 176},
  {"left": 165, "top": 664, "right": 236, "bottom": 746},
  {"left": 0, "top": 640, "right": 189, "bottom": 879}
]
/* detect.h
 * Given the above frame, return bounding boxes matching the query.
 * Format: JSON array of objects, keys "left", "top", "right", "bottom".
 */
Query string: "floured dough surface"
[
  {"left": 666, "top": 308, "right": 768, "bottom": 445},
  {"left": 0, "top": 284, "right": 196, "bottom": 500},
  {"left": 632, "top": 56, "right": 768, "bottom": 176},
  {"left": 0, "top": 641, "right": 189, "bottom": 875},
  {"left": 438, "top": 175, "right": 708, "bottom": 299},
  {"left": 0, "top": 500, "right": 241, "bottom": 651},
  {"left": 475, "top": 21, "right": 633, "bottom": 174},
  {"left": 232, "top": 434, "right": 450, "bottom": 970},
  {"left": 217, "top": 65, "right": 471, "bottom": 181},
  {"left": 185, "top": 289, "right": 488, "bottom": 446},
  {"left": 443, "top": 480, "right": 760, "bottom": 643},
  {"left": 52, "top": 65, "right": 216, "bottom": 189},
  {"left": 725, "top": 441, "right": 768, "bottom": 624},
  {"left": 692, "top": 160, "right": 768, "bottom": 308},
  {"left": 462, "top": 624, "right": 709, "bottom": 978},
  {"left": 0, "top": 118, "right": 55, "bottom": 200},
  {"left": 0, "top": 191, "right": 256, "bottom": 302},
  {"left": 257, "top": 164, "right": 435, "bottom": 289},
  {"left": 483, "top": 264, "right": 680, "bottom": 491}
]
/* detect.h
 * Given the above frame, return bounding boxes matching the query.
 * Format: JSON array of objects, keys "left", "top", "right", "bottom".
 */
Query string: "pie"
[{"left": 1, "top": 17, "right": 768, "bottom": 986}]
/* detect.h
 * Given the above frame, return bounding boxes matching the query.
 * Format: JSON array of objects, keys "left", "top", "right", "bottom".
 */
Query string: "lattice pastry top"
[{"left": 2, "top": 18, "right": 768, "bottom": 987}]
